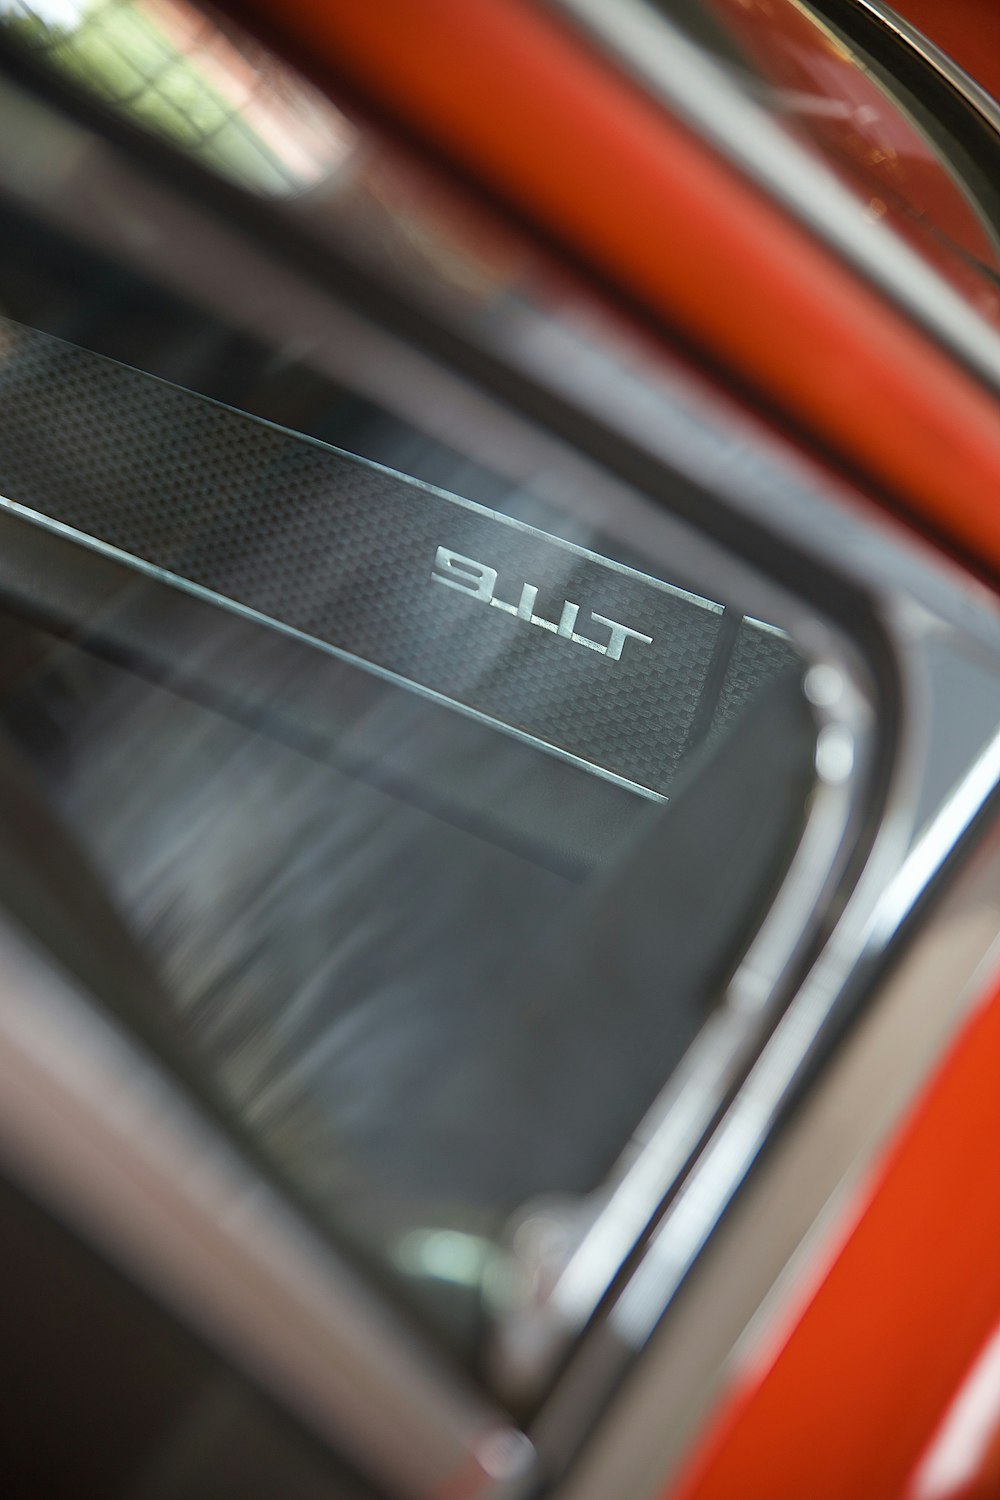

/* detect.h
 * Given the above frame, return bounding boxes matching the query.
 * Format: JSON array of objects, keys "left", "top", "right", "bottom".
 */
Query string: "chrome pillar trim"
[
  {"left": 843, "top": 0, "right": 1000, "bottom": 141},
  {"left": 511, "top": 628, "right": 1000, "bottom": 1470},
  {"left": 545, "top": 787, "right": 1000, "bottom": 1500},
  {"left": 549, "top": 0, "right": 1000, "bottom": 398},
  {"left": 0, "top": 916, "right": 537, "bottom": 1500},
  {"left": 492, "top": 643, "right": 886, "bottom": 1388},
  {"left": 612, "top": 719, "right": 1000, "bottom": 1348}
]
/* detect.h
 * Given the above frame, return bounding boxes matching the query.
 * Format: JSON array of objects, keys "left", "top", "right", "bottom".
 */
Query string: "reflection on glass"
[
  {"left": 0, "top": 316, "right": 811, "bottom": 1382},
  {"left": 0, "top": 0, "right": 831, "bottom": 1388},
  {"left": 697, "top": 0, "right": 1000, "bottom": 324},
  {"left": 0, "top": 0, "right": 356, "bottom": 192}
]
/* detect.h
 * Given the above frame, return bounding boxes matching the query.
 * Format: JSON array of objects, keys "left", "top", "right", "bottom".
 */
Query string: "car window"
[{"left": 0, "top": 310, "right": 813, "bottom": 1370}]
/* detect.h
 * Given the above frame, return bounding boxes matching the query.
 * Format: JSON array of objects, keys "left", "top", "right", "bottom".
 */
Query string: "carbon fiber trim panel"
[{"left": 0, "top": 319, "right": 794, "bottom": 797}]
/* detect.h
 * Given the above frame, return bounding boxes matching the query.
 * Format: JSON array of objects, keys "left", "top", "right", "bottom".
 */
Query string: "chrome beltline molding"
[{"left": 549, "top": 0, "right": 1000, "bottom": 401}]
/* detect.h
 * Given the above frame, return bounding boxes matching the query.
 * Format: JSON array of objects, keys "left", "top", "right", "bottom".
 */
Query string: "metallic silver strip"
[
  {"left": 522, "top": 661, "right": 872, "bottom": 1343},
  {"left": 845, "top": 0, "right": 1000, "bottom": 141},
  {"left": 548, "top": 798, "right": 1000, "bottom": 1500},
  {"left": 865, "top": 703, "right": 1000, "bottom": 946},
  {"left": 487, "top": 602, "right": 912, "bottom": 1406},
  {"left": 550, "top": 0, "right": 1000, "bottom": 399},
  {"left": 0, "top": 915, "right": 536, "bottom": 1500},
  {"left": 0, "top": 495, "right": 667, "bottom": 804},
  {"left": 609, "top": 719, "right": 1000, "bottom": 1349},
  {"left": 514, "top": 717, "right": 999, "bottom": 1490},
  {"left": 744, "top": 614, "right": 792, "bottom": 640}
]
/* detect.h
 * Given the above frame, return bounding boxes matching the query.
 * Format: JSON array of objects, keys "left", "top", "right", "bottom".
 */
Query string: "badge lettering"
[{"left": 432, "top": 546, "right": 652, "bottom": 663}]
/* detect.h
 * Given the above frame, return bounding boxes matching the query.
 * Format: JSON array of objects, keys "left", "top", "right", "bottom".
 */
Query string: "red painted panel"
[
  {"left": 233, "top": 0, "right": 1000, "bottom": 583},
  {"left": 905, "top": 1319, "right": 1000, "bottom": 1499},
  {"left": 893, "top": 0, "right": 1000, "bottom": 107},
  {"left": 671, "top": 970, "right": 1000, "bottom": 1500}
]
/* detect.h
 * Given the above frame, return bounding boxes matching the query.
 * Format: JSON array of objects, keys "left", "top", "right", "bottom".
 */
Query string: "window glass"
[
  {"left": 0, "top": 0, "right": 353, "bottom": 192},
  {"left": 0, "top": 1, "right": 836, "bottom": 1392},
  {"left": 0, "top": 297, "right": 812, "bottom": 1371}
]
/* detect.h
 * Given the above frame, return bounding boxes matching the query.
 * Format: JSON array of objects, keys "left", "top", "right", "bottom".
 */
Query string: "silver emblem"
[{"left": 432, "top": 546, "right": 653, "bottom": 662}]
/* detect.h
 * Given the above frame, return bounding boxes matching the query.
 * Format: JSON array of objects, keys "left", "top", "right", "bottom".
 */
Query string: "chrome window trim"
[
  {"left": 546, "top": 773, "right": 1000, "bottom": 1500},
  {"left": 616, "top": 717, "right": 1000, "bottom": 1354},
  {"left": 491, "top": 647, "right": 886, "bottom": 1391},
  {"left": 795, "top": 0, "right": 1000, "bottom": 276},
  {"left": 502, "top": 643, "right": 999, "bottom": 1459},
  {"left": 549, "top": 0, "right": 1000, "bottom": 400}
]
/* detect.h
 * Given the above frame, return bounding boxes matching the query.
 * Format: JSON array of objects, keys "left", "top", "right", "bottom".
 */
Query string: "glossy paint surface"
[
  {"left": 907, "top": 1317, "right": 1000, "bottom": 1499},
  {"left": 893, "top": 0, "right": 1000, "bottom": 107},
  {"left": 233, "top": 0, "right": 1000, "bottom": 583},
  {"left": 670, "top": 964, "right": 1000, "bottom": 1500}
]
